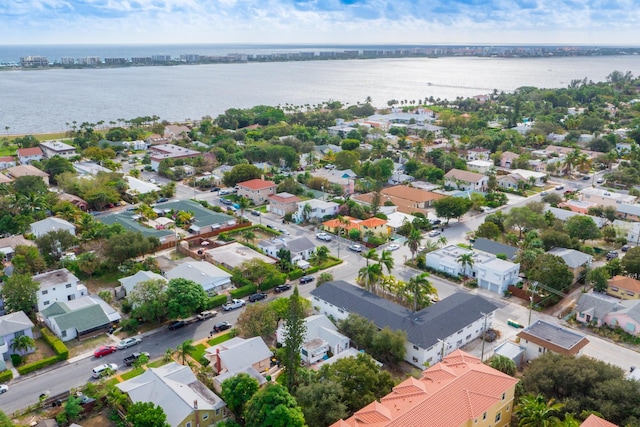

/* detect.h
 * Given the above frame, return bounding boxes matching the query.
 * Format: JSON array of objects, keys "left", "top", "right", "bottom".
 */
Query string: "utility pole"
[{"left": 528, "top": 282, "right": 538, "bottom": 327}]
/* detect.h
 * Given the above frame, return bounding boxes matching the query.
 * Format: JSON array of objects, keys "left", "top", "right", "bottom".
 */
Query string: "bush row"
[
  {"left": 0, "top": 369, "right": 13, "bottom": 383},
  {"left": 260, "top": 273, "right": 286, "bottom": 291},
  {"left": 207, "top": 294, "right": 229, "bottom": 309},
  {"left": 17, "top": 355, "right": 60, "bottom": 375},
  {"left": 230, "top": 284, "right": 259, "bottom": 299},
  {"left": 41, "top": 327, "right": 69, "bottom": 359}
]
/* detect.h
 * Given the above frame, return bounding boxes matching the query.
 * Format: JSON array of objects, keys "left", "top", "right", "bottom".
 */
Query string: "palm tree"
[
  {"left": 10, "top": 334, "right": 35, "bottom": 357},
  {"left": 313, "top": 246, "right": 330, "bottom": 266},
  {"left": 363, "top": 248, "right": 379, "bottom": 266},
  {"left": 437, "top": 236, "right": 448, "bottom": 247},
  {"left": 358, "top": 263, "right": 382, "bottom": 292},
  {"left": 237, "top": 197, "right": 250, "bottom": 218},
  {"left": 241, "top": 230, "right": 255, "bottom": 244},
  {"left": 457, "top": 253, "right": 475, "bottom": 284},
  {"left": 177, "top": 339, "right": 196, "bottom": 365},
  {"left": 515, "top": 394, "right": 564, "bottom": 427},
  {"left": 164, "top": 347, "right": 174, "bottom": 362},
  {"left": 404, "top": 228, "right": 423, "bottom": 260},
  {"left": 378, "top": 250, "right": 394, "bottom": 274},
  {"left": 406, "top": 273, "right": 436, "bottom": 312},
  {"left": 302, "top": 203, "right": 312, "bottom": 223}
]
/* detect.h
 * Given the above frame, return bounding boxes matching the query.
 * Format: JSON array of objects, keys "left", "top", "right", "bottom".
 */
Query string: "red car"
[{"left": 94, "top": 346, "right": 117, "bottom": 358}]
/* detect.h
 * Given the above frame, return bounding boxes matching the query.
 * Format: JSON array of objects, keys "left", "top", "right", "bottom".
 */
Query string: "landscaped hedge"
[
  {"left": 260, "top": 273, "right": 287, "bottom": 291},
  {"left": 0, "top": 369, "right": 13, "bottom": 383},
  {"left": 207, "top": 294, "right": 228, "bottom": 309},
  {"left": 17, "top": 355, "right": 60, "bottom": 375},
  {"left": 230, "top": 284, "right": 258, "bottom": 299},
  {"left": 41, "top": 327, "right": 69, "bottom": 360},
  {"left": 288, "top": 269, "right": 304, "bottom": 280},
  {"left": 306, "top": 266, "right": 320, "bottom": 274}
]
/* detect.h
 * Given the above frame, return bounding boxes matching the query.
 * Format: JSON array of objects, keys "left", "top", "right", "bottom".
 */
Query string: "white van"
[{"left": 92, "top": 363, "right": 118, "bottom": 379}]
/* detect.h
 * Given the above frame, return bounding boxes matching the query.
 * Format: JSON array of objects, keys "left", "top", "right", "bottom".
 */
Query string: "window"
[
  {"left": 215, "top": 409, "right": 220, "bottom": 416},
  {"left": 44, "top": 301, "right": 50, "bottom": 306},
  {"left": 466, "top": 334, "right": 471, "bottom": 340},
  {"left": 495, "top": 412, "right": 501, "bottom": 422},
  {"left": 502, "top": 393, "right": 505, "bottom": 400},
  {"left": 412, "top": 357, "right": 418, "bottom": 363},
  {"left": 66, "top": 284, "right": 72, "bottom": 288},
  {"left": 538, "top": 347, "right": 543, "bottom": 353},
  {"left": 42, "top": 290, "right": 48, "bottom": 295},
  {"left": 457, "top": 329, "right": 463, "bottom": 334},
  {"left": 413, "top": 345, "right": 419, "bottom": 351},
  {"left": 457, "top": 340, "right": 462, "bottom": 346},
  {"left": 15, "top": 330, "right": 25, "bottom": 338},
  {"left": 202, "top": 414, "right": 209, "bottom": 420},
  {"left": 338, "top": 309, "right": 344, "bottom": 314},
  {"left": 627, "top": 291, "right": 635, "bottom": 296},
  {"left": 483, "top": 412, "right": 487, "bottom": 421},
  {"left": 507, "top": 405, "right": 510, "bottom": 412},
  {"left": 427, "top": 357, "right": 433, "bottom": 363},
  {"left": 61, "top": 330, "right": 67, "bottom": 337},
  {"left": 186, "top": 423, "right": 192, "bottom": 427},
  {"left": 611, "top": 286, "right": 619, "bottom": 292}
]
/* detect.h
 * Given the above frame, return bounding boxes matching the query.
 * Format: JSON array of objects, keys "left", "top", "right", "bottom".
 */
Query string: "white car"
[
  {"left": 0, "top": 384, "right": 7, "bottom": 394},
  {"left": 428, "top": 230, "right": 441, "bottom": 237},
  {"left": 116, "top": 337, "right": 142, "bottom": 349},
  {"left": 387, "top": 244, "right": 400, "bottom": 251},
  {"left": 92, "top": 363, "right": 118, "bottom": 379},
  {"left": 222, "top": 298, "right": 246, "bottom": 311},
  {"left": 348, "top": 244, "right": 364, "bottom": 252},
  {"left": 315, "top": 232, "right": 332, "bottom": 242}
]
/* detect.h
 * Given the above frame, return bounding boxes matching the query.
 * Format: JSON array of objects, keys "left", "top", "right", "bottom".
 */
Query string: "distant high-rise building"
[{"left": 20, "top": 56, "right": 49, "bottom": 67}]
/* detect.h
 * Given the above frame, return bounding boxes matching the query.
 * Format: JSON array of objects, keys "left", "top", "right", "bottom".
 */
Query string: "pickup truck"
[
  {"left": 197, "top": 310, "right": 218, "bottom": 320},
  {"left": 123, "top": 352, "right": 150, "bottom": 366},
  {"left": 222, "top": 299, "right": 246, "bottom": 311}
]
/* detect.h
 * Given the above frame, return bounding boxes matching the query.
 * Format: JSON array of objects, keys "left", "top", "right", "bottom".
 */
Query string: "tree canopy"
[
  {"left": 126, "top": 402, "right": 170, "bottom": 427},
  {"left": 244, "top": 383, "right": 305, "bottom": 427},
  {"left": 165, "top": 278, "right": 208, "bottom": 319}
]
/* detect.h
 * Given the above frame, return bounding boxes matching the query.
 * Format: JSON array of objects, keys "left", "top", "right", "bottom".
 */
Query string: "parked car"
[
  {"left": 221, "top": 198, "right": 232, "bottom": 205},
  {"left": 93, "top": 346, "right": 117, "bottom": 358},
  {"left": 430, "top": 219, "right": 442, "bottom": 225},
  {"left": 213, "top": 321, "right": 232, "bottom": 332},
  {"left": 157, "top": 197, "right": 169, "bottom": 203},
  {"left": 555, "top": 185, "right": 565, "bottom": 190},
  {"left": 248, "top": 293, "right": 268, "bottom": 302},
  {"left": 210, "top": 187, "right": 220, "bottom": 192},
  {"left": 279, "top": 228, "right": 290, "bottom": 235},
  {"left": 606, "top": 251, "right": 619, "bottom": 261},
  {"left": 0, "top": 384, "right": 7, "bottom": 394},
  {"left": 168, "top": 320, "right": 187, "bottom": 330},
  {"left": 197, "top": 310, "right": 218, "bottom": 320},
  {"left": 266, "top": 225, "right": 275, "bottom": 230},
  {"left": 219, "top": 189, "right": 229, "bottom": 195},
  {"left": 274, "top": 284, "right": 292, "bottom": 293},
  {"left": 251, "top": 210, "right": 261, "bottom": 216},
  {"left": 299, "top": 275, "right": 314, "bottom": 284},
  {"left": 622, "top": 245, "right": 631, "bottom": 252},
  {"left": 116, "top": 337, "right": 142, "bottom": 350},
  {"left": 315, "top": 232, "right": 332, "bottom": 241},
  {"left": 540, "top": 191, "right": 549, "bottom": 196},
  {"left": 428, "top": 230, "right": 441, "bottom": 237},
  {"left": 123, "top": 352, "right": 150, "bottom": 366},
  {"left": 596, "top": 178, "right": 605, "bottom": 184},
  {"left": 387, "top": 244, "right": 400, "bottom": 251},
  {"left": 582, "top": 175, "right": 591, "bottom": 180},
  {"left": 348, "top": 244, "right": 363, "bottom": 252},
  {"left": 222, "top": 298, "right": 246, "bottom": 311},
  {"left": 92, "top": 363, "right": 118, "bottom": 379}
]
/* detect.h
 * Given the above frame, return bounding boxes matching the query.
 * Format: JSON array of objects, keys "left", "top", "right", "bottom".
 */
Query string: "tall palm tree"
[
  {"left": 404, "top": 228, "right": 423, "bottom": 260},
  {"left": 406, "top": 273, "right": 436, "bottom": 312},
  {"left": 515, "top": 394, "right": 564, "bottom": 427},
  {"left": 237, "top": 197, "right": 250, "bottom": 218},
  {"left": 302, "top": 203, "right": 312, "bottom": 223},
  {"left": 358, "top": 263, "right": 382, "bottom": 292},
  {"left": 241, "top": 230, "right": 255, "bottom": 244},
  {"left": 312, "top": 245, "right": 330, "bottom": 266},
  {"left": 363, "top": 248, "right": 379, "bottom": 266},
  {"left": 378, "top": 250, "right": 394, "bottom": 274},
  {"left": 177, "top": 339, "right": 196, "bottom": 365},
  {"left": 437, "top": 236, "right": 448, "bottom": 247},
  {"left": 457, "top": 253, "right": 475, "bottom": 284}
]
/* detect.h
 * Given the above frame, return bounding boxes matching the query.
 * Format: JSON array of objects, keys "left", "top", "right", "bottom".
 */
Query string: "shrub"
[
  {"left": 121, "top": 299, "right": 133, "bottom": 314},
  {"left": 305, "top": 266, "right": 320, "bottom": 274},
  {"left": 230, "top": 284, "right": 258, "bottom": 299},
  {"left": 288, "top": 269, "right": 304, "bottom": 280},
  {"left": 0, "top": 369, "right": 13, "bottom": 383},
  {"left": 260, "top": 273, "right": 286, "bottom": 290},
  {"left": 367, "top": 235, "right": 386, "bottom": 246},
  {"left": 17, "top": 355, "right": 60, "bottom": 375},
  {"left": 10, "top": 354, "right": 23, "bottom": 367},
  {"left": 119, "top": 318, "right": 139, "bottom": 334},
  {"left": 41, "top": 327, "right": 69, "bottom": 360},
  {"left": 207, "top": 294, "right": 228, "bottom": 309}
]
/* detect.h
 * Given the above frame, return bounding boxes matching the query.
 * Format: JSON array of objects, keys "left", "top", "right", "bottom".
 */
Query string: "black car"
[
  {"left": 251, "top": 210, "right": 261, "bottom": 216},
  {"left": 157, "top": 197, "right": 169, "bottom": 203},
  {"left": 210, "top": 187, "right": 220, "bottom": 192},
  {"left": 606, "top": 251, "right": 619, "bottom": 261},
  {"left": 622, "top": 245, "right": 631, "bottom": 252},
  {"left": 582, "top": 175, "right": 591, "bottom": 181},
  {"left": 274, "top": 284, "right": 292, "bottom": 293},
  {"left": 430, "top": 219, "right": 442, "bottom": 225},
  {"left": 213, "top": 321, "right": 232, "bottom": 332},
  {"left": 299, "top": 276, "right": 314, "bottom": 284},
  {"left": 248, "top": 292, "right": 268, "bottom": 302},
  {"left": 168, "top": 320, "right": 187, "bottom": 330},
  {"left": 266, "top": 224, "right": 275, "bottom": 230}
]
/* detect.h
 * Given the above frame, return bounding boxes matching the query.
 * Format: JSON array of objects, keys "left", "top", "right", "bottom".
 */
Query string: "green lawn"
[
  {"left": 315, "top": 257, "right": 343, "bottom": 270},
  {"left": 120, "top": 367, "right": 145, "bottom": 380},
  {"left": 188, "top": 344, "right": 207, "bottom": 362},
  {"left": 147, "top": 359, "right": 170, "bottom": 369},
  {"left": 207, "top": 332, "right": 232, "bottom": 346}
]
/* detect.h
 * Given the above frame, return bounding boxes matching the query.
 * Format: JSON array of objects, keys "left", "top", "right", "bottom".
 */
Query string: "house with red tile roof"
[
  {"left": 605, "top": 275, "right": 640, "bottom": 300},
  {"left": 0, "top": 156, "right": 16, "bottom": 170},
  {"left": 332, "top": 350, "right": 518, "bottom": 427},
  {"left": 353, "top": 185, "right": 444, "bottom": 216},
  {"left": 17, "top": 147, "right": 44, "bottom": 165},
  {"left": 581, "top": 414, "right": 619, "bottom": 427},
  {"left": 237, "top": 178, "right": 277, "bottom": 205},
  {"left": 322, "top": 216, "right": 389, "bottom": 237}
]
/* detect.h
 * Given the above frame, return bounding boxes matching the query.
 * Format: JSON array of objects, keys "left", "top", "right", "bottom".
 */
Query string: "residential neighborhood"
[{"left": 2, "top": 77, "right": 640, "bottom": 426}]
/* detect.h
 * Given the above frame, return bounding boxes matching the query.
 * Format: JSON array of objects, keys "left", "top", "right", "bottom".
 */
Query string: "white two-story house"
[
  {"left": 444, "top": 169, "right": 489, "bottom": 192},
  {"left": 32, "top": 268, "right": 88, "bottom": 312},
  {"left": 294, "top": 199, "right": 340, "bottom": 222},
  {"left": 425, "top": 245, "right": 520, "bottom": 295}
]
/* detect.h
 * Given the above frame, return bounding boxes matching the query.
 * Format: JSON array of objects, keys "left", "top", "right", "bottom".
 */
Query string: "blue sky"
[{"left": 3, "top": 0, "right": 640, "bottom": 45}]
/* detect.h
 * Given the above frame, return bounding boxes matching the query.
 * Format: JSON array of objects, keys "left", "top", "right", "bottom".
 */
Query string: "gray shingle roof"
[
  {"left": 0, "top": 311, "right": 34, "bottom": 336},
  {"left": 472, "top": 238, "right": 518, "bottom": 261},
  {"left": 547, "top": 247, "right": 592, "bottom": 269},
  {"left": 310, "top": 281, "right": 499, "bottom": 349},
  {"left": 617, "top": 299, "right": 640, "bottom": 323},
  {"left": 518, "top": 319, "right": 588, "bottom": 351},
  {"left": 286, "top": 236, "right": 316, "bottom": 253},
  {"left": 575, "top": 293, "right": 623, "bottom": 320}
]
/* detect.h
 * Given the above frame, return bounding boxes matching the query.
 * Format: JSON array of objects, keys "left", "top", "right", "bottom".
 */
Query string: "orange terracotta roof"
[
  {"left": 381, "top": 185, "right": 444, "bottom": 203},
  {"left": 322, "top": 216, "right": 358, "bottom": 230},
  {"left": 268, "top": 193, "right": 300, "bottom": 203},
  {"left": 333, "top": 350, "right": 519, "bottom": 427},
  {"left": 237, "top": 178, "right": 276, "bottom": 190},
  {"left": 17, "top": 147, "right": 43, "bottom": 156},
  {"left": 0, "top": 156, "right": 15, "bottom": 162},
  {"left": 359, "top": 217, "right": 387, "bottom": 228},
  {"left": 608, "top": 275, "right": 640, "bottom": 293},
  {"left": 581, "top": 414, "right": 619, "bottom": 427}
]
